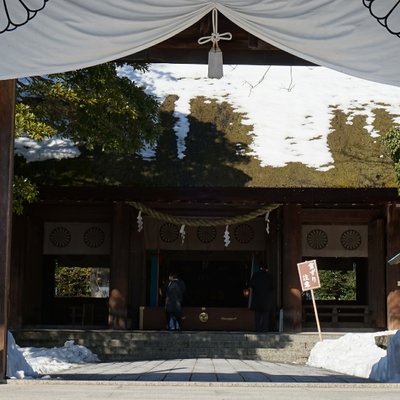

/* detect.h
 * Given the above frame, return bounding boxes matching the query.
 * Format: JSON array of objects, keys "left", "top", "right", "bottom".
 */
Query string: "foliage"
[
  {"left": 13, "top": 62, "right": 162, "bottom": 213},
  {"left": 12, "top": 175, "right": 39, "bottom": 215},
  {"left": 315, "top": 269, "right": 356, "bottom": 301},
  {"left": 16, "top": 63, "right": 161, "bottom": 154},
  {"left": 15, "top": 103, "right": 56, "bottom": 140},
  {"left": 54, "top": 266, "right": 91, "bottom": 297},
  {"left": 382, "top": 126, "right": 400, "bottom": 189}
]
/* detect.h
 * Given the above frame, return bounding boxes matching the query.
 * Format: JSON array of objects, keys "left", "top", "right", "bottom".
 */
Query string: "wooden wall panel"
[{"left": 302, "top": 208, "right": 382, "bottom": 225}]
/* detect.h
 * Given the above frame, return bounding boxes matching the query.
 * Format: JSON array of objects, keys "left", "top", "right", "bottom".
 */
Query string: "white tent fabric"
[{"left": 0, "top": 0, "right": 400, "bottom": 85}]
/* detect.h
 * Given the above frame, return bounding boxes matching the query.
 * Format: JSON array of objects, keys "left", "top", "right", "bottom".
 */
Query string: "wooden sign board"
[
  {"left": 297, "top": 259, "right": 321, "bottom": 291},
  {"left": 297, "top": 259, "right": 322, "bottom": 341}
]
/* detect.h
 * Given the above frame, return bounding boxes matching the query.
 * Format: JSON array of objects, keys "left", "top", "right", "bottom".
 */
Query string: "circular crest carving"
[
  {"left": 83, "top": 226, "right": 105, "bottom": 248},
  {"left": 234, "top": 224, "right": 254, "bottom": 244},
  {"left": 340, "top": 229, "right": 362, "bottom": 250},
  {"left": 49, "top": 226, "right": 71, "bottom": 248},
  {"left": 196, "top": 226, "right": 217, "bottom": 243},
  {"left": 306, "top": 229, "right": 328, "bottom": 250},
  {"left": 160, "top": 223, "right": 179, "bottom": 243}
]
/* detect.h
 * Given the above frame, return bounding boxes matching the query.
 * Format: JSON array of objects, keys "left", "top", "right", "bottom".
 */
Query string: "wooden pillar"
[
  {"left": 23, "top": 216, "right": 44, "bottom": 325},
  {"left": 8, "top": 216, "right": 25, "bottom": 329},
  {"left": 0, "top": 79, "right": 15, "bottom": 382},
  {"left": 109, "top": 202, "right": 131, "bottom": 329},
  {"left": 130, "top": 216, "right": 146, "bottom": 329},
  {"left": 386, "top": 203, "right": 400, "bottom": 330},
  {"left": 368, "top": 218, "right": 386, "bottom": 329},
  {"left": 266, "top": 208, "right": 281, "bottom": 331},
  {"left": 281, "top": 204, "right": 302, "bottom": 332}
]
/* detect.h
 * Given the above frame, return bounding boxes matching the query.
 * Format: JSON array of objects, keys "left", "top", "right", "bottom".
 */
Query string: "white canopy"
[{"left": 1, "top": 0, "right": 400, "bottom": 85}]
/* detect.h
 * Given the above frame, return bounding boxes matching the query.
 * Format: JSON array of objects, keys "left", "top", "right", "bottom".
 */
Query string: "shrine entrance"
[
  {"left": 142, "top": 250, "right": 262, "bottom": 331},
  {"left": 158, "top": 250, "right": 253, "bottom": 308}
]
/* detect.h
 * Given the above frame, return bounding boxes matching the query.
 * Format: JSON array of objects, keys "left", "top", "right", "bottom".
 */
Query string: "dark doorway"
[
  {"left": 41, "top": 255, "right": 109, "bottom": 327},
  {"left": 157, "top": 251, "right": 253, "bottom": 308}
]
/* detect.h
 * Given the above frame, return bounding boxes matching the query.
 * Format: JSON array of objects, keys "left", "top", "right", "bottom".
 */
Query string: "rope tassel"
[
  {"left": 208, "top": 45, "right": 223, "bottom": 79},
  {"left": 198, "top": 8, "right": 232, "bottom": 79}
]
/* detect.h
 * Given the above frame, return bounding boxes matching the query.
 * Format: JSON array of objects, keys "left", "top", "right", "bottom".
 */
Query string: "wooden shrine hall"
[{"left": 2, "top": 2, "right": 400, "bottom": 381}]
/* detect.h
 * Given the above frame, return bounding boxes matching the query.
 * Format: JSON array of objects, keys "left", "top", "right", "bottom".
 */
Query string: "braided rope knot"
[
  {"left": 198, "top": 31, "right": 232, "bottom": 46},
  {"left": 198, "top": 8, "right": 232, "bottom": 48}
]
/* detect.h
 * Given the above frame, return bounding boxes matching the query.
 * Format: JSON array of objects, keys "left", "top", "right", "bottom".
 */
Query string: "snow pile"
[
  {"left": 307, "top": 330, "right": 400, "bottom": 382},
  {"left": 7, "top": 331, "right": 98, "bottom": 379}
]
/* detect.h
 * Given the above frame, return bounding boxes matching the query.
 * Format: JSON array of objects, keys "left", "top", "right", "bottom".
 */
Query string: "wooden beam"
[
  {"left": 38, "top": 186, "right": 400, "bottom": 205},
  {"left": 120, "top": 12, "right": 315, "bottom": 66},
  {"left": 0, "top": 79, "right": 15, "bottom": 382},
  {"left": 123, "top": 48, "right": 315, "bottom": 66}
]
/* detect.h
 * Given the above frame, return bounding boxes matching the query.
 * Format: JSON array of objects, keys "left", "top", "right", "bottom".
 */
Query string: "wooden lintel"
[
  {"left": 37, "top": 186, "right": 400, "bottom": 205},
  {"left": 248, "top": 34, "right": 259, "bottom": 50}
]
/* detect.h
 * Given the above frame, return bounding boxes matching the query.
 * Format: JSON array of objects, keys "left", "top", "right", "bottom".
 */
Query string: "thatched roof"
[{"left": 15, "top": 65, "right": 400, "bottom": 189}]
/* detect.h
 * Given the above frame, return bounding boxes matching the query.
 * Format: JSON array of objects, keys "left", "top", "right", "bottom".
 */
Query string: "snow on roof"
[
  {"left": 14, "top": 135, "right": 80, "bottom": 163},
  {"left": 14, "top": 64, "right": 400, "bottom": 168},
  {"left": 119, "top": 64, "right": 400, "bottom": 170}
]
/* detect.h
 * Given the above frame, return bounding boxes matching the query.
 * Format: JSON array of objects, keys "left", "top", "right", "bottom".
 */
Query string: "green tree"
[
  {"left": 54, "top": 266, "right": 92, "bottom": 297},
  {"left": 12, "top": 175, "right": 39, "bottom": 216},
  {"left": 315, "top": 269, "right": 356, "bottom": 301},
  {"left": 13, "top": 62, "right": 161, "bottom": 213}
]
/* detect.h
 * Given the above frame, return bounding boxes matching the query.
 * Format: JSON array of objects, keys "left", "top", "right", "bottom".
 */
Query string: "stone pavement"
[
  {"left": 3, "top": 359, "right": 400, "bottom": 400},
  {"left": 44, "top": 358, "right": 371, "bottom": 383}
]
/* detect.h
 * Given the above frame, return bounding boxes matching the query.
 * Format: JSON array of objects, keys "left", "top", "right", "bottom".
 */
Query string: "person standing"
[
  {"left": 250, "top": 266, "right": 273, "bottom": 332},
  {"left": 163, "top": 272, "right": 186, "bottom": 331}
]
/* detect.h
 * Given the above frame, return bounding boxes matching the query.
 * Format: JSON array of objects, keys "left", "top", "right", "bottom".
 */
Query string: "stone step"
[{"left": 12, "top": 329, "right": 340, "bottom": 364}]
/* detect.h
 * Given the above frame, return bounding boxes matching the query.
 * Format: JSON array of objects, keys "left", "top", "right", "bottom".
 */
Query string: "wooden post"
[
  {"left": 282, "top": 204, "right": 302, "bottom": 332},
  {"left": 386, "top": 203, "right": 400, "bottom": 330},
  {"left": 130, "top": 213, "right": 146, "bottom": 329},
  {"left": 310, "top": 289, "right": 322, "bottom": 341},
  {"left": 109, "top": 202, "right": 131, "bottom": 329},
  {"left": 368, "top": 218, "right": 386, "bottom": 329},
  {"left": 0, "top": 79, "right": 16, "bottom": 382}
]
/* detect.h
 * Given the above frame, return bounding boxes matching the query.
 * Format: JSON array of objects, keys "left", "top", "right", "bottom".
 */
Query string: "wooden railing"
[{"left": 303, "top": 304, "right": 370, "bottom": 326}]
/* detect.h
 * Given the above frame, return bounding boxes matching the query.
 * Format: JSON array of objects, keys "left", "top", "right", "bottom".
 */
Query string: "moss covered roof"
[{"left": 15, "top": 93, "right": 398, "bottom": 189}]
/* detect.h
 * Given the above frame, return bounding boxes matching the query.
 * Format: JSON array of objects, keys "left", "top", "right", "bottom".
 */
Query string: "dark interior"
[{"left": 158, "top": 251, "right": 253, "bottom": 308}]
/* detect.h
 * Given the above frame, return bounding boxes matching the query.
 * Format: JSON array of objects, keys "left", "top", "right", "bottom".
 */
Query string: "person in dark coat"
[
  {"left": 250, "top": 266, "right": 273, "bottom": 332},
  {"left": 163, "top": 272, "right": 186, "bottom": 331}
]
